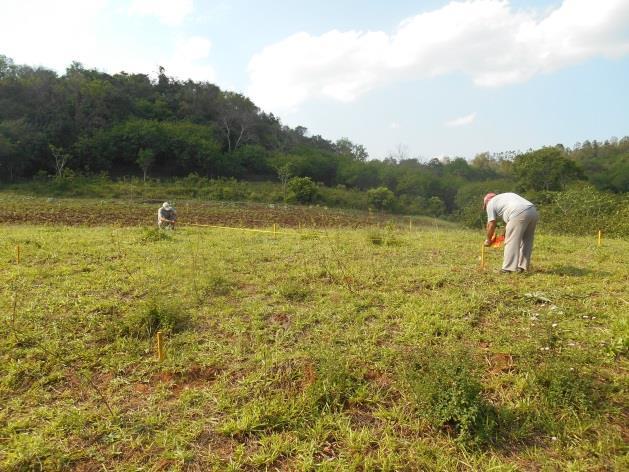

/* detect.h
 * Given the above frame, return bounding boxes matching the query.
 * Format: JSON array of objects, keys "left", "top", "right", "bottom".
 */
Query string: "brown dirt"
[{"left": 0, "top": 199, "right": 394, "bottom": 229}]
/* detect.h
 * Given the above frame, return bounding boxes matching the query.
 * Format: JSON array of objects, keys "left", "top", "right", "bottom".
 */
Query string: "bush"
[
  {"left": 367, "top": 186, "right": 395, "bottom": 211},
  {"left": 405, "top": 346, "right": 496, "bottom": 444},
  {"left": 537, "top": 184, "right": 629, "bottom": 238},
  {"left": 287, "top": 176, "right": 319, "bottom": 203}
]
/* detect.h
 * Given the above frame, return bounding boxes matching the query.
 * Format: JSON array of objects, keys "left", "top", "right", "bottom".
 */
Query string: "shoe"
[
  {"left": 500, "top": 269, "right": 513, "bottom": 274},
  {"left": 516, "top": 268, "right": 525, "bottom": 273}
]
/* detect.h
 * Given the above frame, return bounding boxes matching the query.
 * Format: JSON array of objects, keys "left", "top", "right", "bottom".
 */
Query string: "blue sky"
[{"left": 1, "top": 0, "right": 628, "bottom": 160}]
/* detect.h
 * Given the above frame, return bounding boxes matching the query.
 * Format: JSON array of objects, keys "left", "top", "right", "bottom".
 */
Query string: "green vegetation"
[
  {"left": 3, "top": 176, "right": 628, "bottom": 239},
  {"left": 1, "top": 202, "right": 627, "bottom": 470},
  {"left": 1, "top": 52, "right": 627, "bottom": 470},
  {"left": 1, "top": 55, "right": 628, "bottom": 226}
]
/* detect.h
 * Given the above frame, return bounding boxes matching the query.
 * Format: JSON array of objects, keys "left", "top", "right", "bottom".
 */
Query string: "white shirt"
[{"left": 486, "top": 193, "right": 534, "bottom": 223}]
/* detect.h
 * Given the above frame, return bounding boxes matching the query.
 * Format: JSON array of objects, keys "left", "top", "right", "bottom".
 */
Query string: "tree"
[
  {"left": 335, "top": 137, "right": 368, "bottom": 161},
  {"left": 513, "top": 147, "right": 583, "bottom": 191},
  {"left": 136, "top": 148, "right": 155, "bottom": 182},
  {"left": 218, "top": 91, "right": 258, "bottom": 152},
  {"left": 49, "top": 144, "right": 71, "bottom": 178},
  {"left": 275, "top": 163, "right": 293, "bottom": 201},
  {"left": 425, "top": 196, "right": 446, "bottom": 217},
  {"left": 0, "top": 119, "right": 37, "bottom": 181}
]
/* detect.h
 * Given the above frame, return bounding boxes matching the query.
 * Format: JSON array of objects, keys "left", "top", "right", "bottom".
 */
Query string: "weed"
[
  {"left": 367, "top": 222, "right": 404, "bottom": 246},
  {"left": 535, "top": 363, "right": 599, "bottom": 413},
  {"left": 139, "top": 227, "right": 172, "bottom": 242},
  {"left": 122, "top": 302, "right": 189, "bottom": 338},
  {"left": 404, "top": 346, "right": 497, "bottom": 445}
]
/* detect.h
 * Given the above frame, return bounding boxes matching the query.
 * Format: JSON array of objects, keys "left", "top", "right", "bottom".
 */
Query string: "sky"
[{"left": 1, "top": 0, "right": 628, "bottom": 160}]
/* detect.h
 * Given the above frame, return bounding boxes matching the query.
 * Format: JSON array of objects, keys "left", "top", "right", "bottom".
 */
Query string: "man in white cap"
[
  {"left": 157, "top": 202, "right": 177, "bottom": 229},
  {"left": 483, "top": 192, "right": 538, "bottom": 273}
]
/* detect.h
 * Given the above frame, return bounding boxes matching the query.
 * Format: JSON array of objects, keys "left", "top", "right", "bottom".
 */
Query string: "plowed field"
[{"left": 0, "top": 196, "right": 446, "bottom": 229}]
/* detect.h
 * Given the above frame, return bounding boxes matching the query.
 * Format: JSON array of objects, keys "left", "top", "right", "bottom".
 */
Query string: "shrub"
[
  {"left": 367, "top": 186, "right": 395, "bottom": 211},
  {"left": 537, "top": 184, "right": 629, "bottom": 238},
  {"left": 287, "top": 177, "right": 319, "bottom": 203},
  {"left": 405, "top": 346, "right": 496, "bottom": 444}
]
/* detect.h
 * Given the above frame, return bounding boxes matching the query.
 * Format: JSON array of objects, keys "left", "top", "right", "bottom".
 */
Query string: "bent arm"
[{"left": 485, "top": 220, "right": 497, "bottom": 245}]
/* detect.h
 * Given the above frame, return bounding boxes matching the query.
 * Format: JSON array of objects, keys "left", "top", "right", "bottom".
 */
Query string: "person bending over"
[{"left": 483, "top": 192, "right": 538, "bottom": 273}]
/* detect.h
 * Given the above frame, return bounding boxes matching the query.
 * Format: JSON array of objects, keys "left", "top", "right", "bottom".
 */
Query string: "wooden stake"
[
  {"left": 156, "top": 331, "right": 165, "bottom": 361},
  {"left": 409, "top": 217, "right": 412, "bottom": 233},
  {"left": 16, "top": 245, "right": 20, "bottom": 264},
  {"left": 597, "top": 230, "right": 602, "bottom": 247},
  {"left": 273, "top": 223, "right": 277, "bottom": 237}
]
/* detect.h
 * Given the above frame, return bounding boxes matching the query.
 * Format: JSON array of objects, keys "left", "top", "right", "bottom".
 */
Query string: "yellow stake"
[
  {"left": 597, "top": 230, "right": 602, "bottom": 247},
  {"left": 16, "top": 245, "right": 20, "bottom": 264},
  {"left": 409, "top": 217, "right": 412, "bottom": 233},
  {"left": 273, "top": 223, "right": 277, "bottom": 236},
  {"left": 156, "top": 331, "right": 165, "bottom": 361}
]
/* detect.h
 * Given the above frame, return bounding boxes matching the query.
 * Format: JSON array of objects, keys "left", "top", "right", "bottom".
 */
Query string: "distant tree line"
[{"left": 1, "top": 55, "right": 627, "bottom": 220}]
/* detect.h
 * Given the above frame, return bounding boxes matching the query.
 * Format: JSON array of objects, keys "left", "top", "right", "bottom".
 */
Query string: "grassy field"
[{"left": 1, "top": 203, "right": 627, "bottom": 470}]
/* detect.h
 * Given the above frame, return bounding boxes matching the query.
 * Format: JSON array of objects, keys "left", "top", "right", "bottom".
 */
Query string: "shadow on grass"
[{"left": 537, "top": 265, "right": 610, "bottom": 277}]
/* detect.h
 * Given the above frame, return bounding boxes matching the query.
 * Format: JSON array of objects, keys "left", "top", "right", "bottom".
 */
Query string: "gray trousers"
[{"left": 503, "top": 207, "right": 538, "bottom": 272}]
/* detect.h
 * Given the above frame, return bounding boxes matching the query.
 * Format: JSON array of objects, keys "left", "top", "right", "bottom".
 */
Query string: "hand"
[{"left": 484, "top": 239, "right": 492, "bottom": 247}]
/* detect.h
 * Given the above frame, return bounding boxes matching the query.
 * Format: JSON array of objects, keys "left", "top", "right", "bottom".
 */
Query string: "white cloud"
[
  {"left": 389, "top": 122, "right": 400, "bottom": 129},
  {"left": 445, "top": 112, "right": 477, "bottom": 127},
  {"left": 128, "top": 0, "right": 194, "bottom": 26},
  {"left": 248, "top": 0, "right": 629, "bottom": 112},
  {"left": 0, "top": 1, "right": 215, "bottom": 83},
  {"left": 0, "top": 0, "right": 109, "bottom": 72},
  {"left": 166, "top": 36, "right": 216, "bottom": 82}
]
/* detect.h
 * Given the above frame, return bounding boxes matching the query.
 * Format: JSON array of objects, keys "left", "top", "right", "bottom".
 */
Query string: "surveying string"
[{"left": 183, "top": 222, "right": 294, "bottom": 235}]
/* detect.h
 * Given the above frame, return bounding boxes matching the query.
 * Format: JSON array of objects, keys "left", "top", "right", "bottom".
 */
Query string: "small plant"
[
  {"left": 404, "top": 346, "right": 497, "bottom": 444},
  {"left": 535, "top": 363, "right": 598, "bottom": 413},
  {"left": 367, "top": 222, "right": 403, "bottom": 246},
  {"left": 139, "top": 227, "right": 172, "bottom": 242},
  {"left": 122, "top": 303, "right": 189, "bottom": 338}
]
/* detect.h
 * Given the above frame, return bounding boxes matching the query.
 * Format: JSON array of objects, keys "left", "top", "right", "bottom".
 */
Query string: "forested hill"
[{"left": 1, "top": 55, "right": 628, "bottom": 218}]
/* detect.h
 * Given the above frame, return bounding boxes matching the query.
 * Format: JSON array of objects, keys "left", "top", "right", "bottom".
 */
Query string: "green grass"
[{"left": 1, "top": 216, "right": 627, "bottom": 470}]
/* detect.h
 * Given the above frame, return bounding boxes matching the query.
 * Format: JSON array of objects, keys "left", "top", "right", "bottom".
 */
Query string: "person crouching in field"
[
  {"left": 483, "top": 192, "right": 538, "bottom": 273},
  {"left": 158, "top": 202, "right": 177, "bottom": 229}
]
